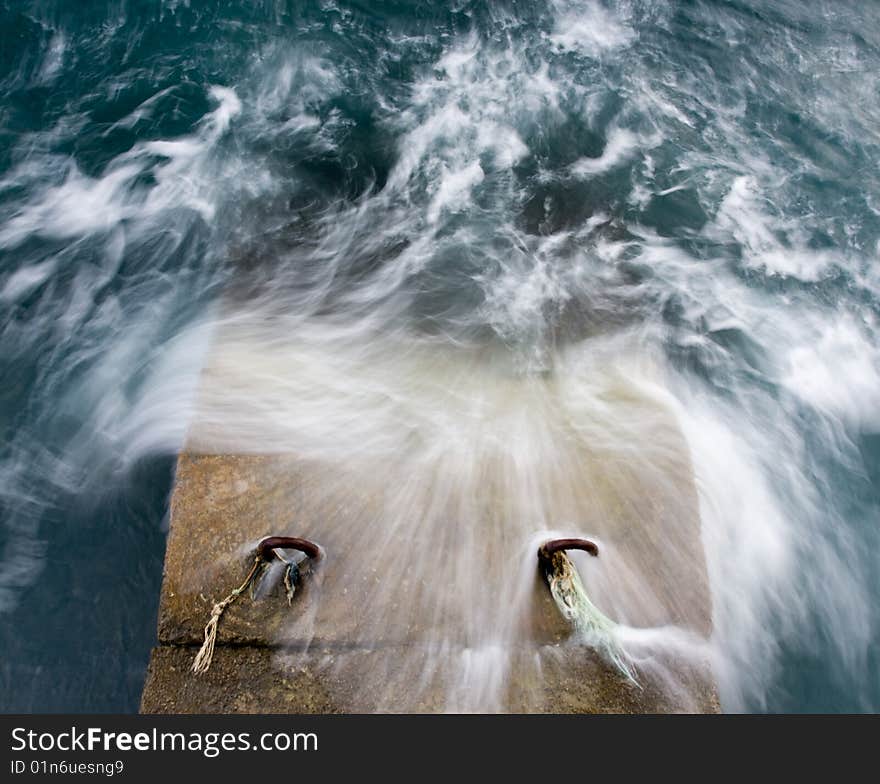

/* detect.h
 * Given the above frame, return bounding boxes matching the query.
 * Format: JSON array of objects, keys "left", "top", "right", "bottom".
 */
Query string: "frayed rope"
[{"left": 192, "top": 556, "right": 263, "bottom": 674}]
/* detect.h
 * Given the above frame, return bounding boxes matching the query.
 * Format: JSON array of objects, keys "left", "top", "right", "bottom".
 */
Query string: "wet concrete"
[
  {"left": 141, "top": 452, "right": 719, "bottom": 713},
  {"left": 141, "top": 643, "right": 719, "bottom": 713},
  {"left": 155, "top": 453, "right": 579, "bottom": 648}
]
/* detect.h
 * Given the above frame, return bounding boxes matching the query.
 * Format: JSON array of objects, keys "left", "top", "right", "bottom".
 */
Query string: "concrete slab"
[
  {"left": 144, "top": 449, "right": 719, "bottom": 713},
  {"left": 141, "top": 644, "right": 719, "bottom": 714},
  {"left": 157, "top": 453, "right": 573, "bottom": 648}
]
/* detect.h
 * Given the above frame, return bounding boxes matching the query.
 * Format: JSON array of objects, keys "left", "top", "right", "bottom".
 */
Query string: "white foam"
[
  {"left": 254, "top": 53, "right": 340, "bottom": 134},
  {"left": 0, "top": 162, "right": 140, "bottom": 248},
  {"left": 385, "top": 35, "right": 547, "bottom": 200},
  {"left": 571, "top": 127, "right": 640, "bottom": 177},
  {"left": 427, "top": 161, "right": 485, "bottom": 223},
  {"left": 714, "top": 175, "right": 841, "bottom": 281},
  {"left": 36, "top": 31, "right": 66, "bottom": 84},
  {"left": 781, "top": 315, "right": 880, "bottom": 431},
  {"left": 0, "top": 85, "right": 243, "bottom": 249},
  {"left": 1, "top": 259, "right": 58, "bottom": 303},
  {"left": 549, "top": 1, "right": 635, "bottom": 55}
]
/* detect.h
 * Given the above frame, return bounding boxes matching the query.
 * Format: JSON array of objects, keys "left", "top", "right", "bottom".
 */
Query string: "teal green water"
[{"left": 1, "top": 1, "right": 879, "bottom": 712}]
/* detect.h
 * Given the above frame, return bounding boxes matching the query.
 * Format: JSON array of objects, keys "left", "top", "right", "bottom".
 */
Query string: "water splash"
[{"left": 2, "top": 0, "right": 879, "bottom": 711}]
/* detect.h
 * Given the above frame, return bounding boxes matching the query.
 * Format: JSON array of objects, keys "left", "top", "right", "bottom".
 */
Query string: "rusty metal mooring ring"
[
  {"left": 537, "top": 537, "right": 599, "bottom": 589},
  {"left": 538, "top": 537, "right": 599, "bottom": 562},
  {"left": 258, "top": 536, "right": 323, "bottom": 562}
]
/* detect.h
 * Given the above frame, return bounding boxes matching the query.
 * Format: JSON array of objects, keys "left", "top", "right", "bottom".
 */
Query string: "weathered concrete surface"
[
  {"left": 141, "top": 644, "right": 718, "bottom": 714},
  {"left": 155, "top": 454, "right": 575, "bottom": 648},
  {"left": 142, "top": 450, "right": 719, "bottom": 713}
]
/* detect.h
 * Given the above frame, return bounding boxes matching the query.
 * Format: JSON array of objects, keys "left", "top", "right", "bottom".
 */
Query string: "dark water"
[{"left": 1, "top": 0, "right": 879, "bottom": 712}]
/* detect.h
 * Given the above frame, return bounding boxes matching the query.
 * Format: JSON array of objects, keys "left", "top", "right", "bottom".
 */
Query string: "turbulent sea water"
[{"left": 1, "top": 0, "right": 879, "bottom": 712}]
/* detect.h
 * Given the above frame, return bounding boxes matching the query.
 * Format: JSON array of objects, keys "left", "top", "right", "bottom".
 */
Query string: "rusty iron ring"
[
  {"left": 257, "top": 536, "right": 322, "bottom": 563},
  {"left": 538, "top": 537, "right": 599, "bottom": 563}
]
